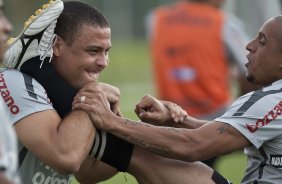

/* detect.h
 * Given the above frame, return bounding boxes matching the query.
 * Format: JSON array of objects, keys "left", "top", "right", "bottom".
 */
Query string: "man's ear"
[{"left": 53, "top": 35, "right": 64, "bottom": 57}]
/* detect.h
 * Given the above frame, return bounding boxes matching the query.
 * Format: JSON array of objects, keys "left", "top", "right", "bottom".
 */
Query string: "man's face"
[
  {"left": 53, "top": 24, "right": 111, "bottom": 89},
  {"left": 245, "top": 18, "right": 282, "bottom": 86},
  {"left": 0, "top": 0, "right": 12, "bottom": 62}
]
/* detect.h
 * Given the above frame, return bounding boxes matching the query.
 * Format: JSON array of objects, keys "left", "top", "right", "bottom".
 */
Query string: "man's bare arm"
[
  {"left": 72, "top": 89, "right": 250, "bottom": 162},
  {"left": 15, "top": 109, "right": 95, "bottom": 174},
  {"left": 102, "top": 116, "right": 250, "bottom": 161}
]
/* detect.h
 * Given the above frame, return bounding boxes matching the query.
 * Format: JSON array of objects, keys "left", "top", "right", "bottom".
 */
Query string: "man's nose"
[{"left": 97, "top": 53, "right": 109, "bottom": 68}]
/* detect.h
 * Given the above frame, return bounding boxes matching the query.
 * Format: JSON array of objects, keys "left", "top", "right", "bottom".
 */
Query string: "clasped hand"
[
  {"left": 72, "top": 82, "right": 121, "bottom": 129},
  {"left": 135, "top": 94, "right": 187, "bottom": 127},
  {"left": 72, "top": 82, "right": 188, "bottom": 129}
]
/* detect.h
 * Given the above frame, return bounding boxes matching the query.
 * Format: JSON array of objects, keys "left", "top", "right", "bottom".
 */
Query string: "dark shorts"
[
  {"left": 90, "top": 129, "right": 134, "bottom": 172},
  {"left": 212, "top": 170, "right": 232, "bottom": 184}
]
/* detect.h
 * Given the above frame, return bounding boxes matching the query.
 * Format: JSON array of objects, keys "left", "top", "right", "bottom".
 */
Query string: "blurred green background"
[{"left": 5, "top": 0, "right": 282, "bottom": 183}]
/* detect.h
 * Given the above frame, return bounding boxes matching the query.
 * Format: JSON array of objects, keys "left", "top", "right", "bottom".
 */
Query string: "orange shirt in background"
[{"left": 151, "top": 2, "right": 230, "bottom": 117}]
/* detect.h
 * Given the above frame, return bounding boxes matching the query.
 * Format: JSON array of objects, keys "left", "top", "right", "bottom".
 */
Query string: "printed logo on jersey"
[
  {"left": 0, "top": 73, "right": 19, "bottom": 114},
  {"left": 270, "top": 155, "right": 282, "bottom": 168},
  {"left": 245, "top": 100, "right": 282, "bottom": 133},
  {"left": 32, "top": 172, "right": 72, "bottom": 184},
  {"left": 31, "top": 161, "right": 72, "bottom": 184}
]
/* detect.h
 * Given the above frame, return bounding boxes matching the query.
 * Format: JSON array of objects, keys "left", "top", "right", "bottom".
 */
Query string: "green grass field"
[{"left": 72, "top": 39, "right": 246, "bottom": 184}]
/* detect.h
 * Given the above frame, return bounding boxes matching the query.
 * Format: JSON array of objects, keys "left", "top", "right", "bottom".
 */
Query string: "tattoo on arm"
[
  {"left": 121, "top": 135, "right": 170, "bottom": 156},
  {"left": 216, "top": 124, "right": 230, "bottom": 134},
  {"left": 124, "top": 119, "right": 139, "bottom": 126},
  {"left": 161, "top": 126, "right": 181, "bottom": 133},
  {"left": 120, "top": 119, "right": 181, "bottom": 156}
]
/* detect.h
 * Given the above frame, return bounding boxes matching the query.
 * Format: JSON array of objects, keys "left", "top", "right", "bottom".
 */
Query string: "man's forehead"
[{"left": 259, "top": 19, "right": 275, "bottom": 34}]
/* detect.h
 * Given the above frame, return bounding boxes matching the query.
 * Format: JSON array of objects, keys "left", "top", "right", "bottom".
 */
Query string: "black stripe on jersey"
[
  {"left": 22, "top": 73, "right": 38, "bottom": 100},
  {"left": 18, "top": 147, "right": 28, "bottom": 167},
  {"left": 233, "top": 88, "right": 282, "bottom": 116},
  {"left": 258, "top": 148, "right": 267, "bottom": 179}
]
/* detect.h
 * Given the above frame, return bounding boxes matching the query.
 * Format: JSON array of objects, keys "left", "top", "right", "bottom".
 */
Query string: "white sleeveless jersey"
[
  {"left": 215, "top": 79, "right": 282, "bottom": 184},
  {"left": 0, "top": 68, "right": 72, "bottom": 184}
]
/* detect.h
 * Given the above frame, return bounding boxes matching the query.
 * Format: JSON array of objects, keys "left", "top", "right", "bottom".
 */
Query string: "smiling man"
[{"left": 1, "top": 1, "right": 106, "bottom": 183}]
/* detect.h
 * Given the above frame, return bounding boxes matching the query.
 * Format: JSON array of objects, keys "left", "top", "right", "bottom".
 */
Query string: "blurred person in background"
[
  {"left": 145, "top": 0, "right": 260, "bottom": 168},
  {"left": 0, "top": 0, "right": 21, "bottom": 183}
]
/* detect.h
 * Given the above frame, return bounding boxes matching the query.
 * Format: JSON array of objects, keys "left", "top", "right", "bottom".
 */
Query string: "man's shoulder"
[
  {"left": 0, "top": 67, "right": 25, "bottom": 84},
  {"left": 0, "top": 67, "right": 26, "bottom": 80},
  {"left": 0, "top": 67, "right": 45, "bottom": 95}
]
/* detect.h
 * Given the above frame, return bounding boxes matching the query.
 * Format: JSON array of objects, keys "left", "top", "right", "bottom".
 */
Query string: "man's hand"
[
  {"left": 72, "top": 85, "right": 115, "bottom": 130},
  {"left": 135, "top": 94, "right": 187, "bottom": 126},
  {"left": 162, "top": 100, "right": 187, "bottom": 123},
  {"left": 74, "top": 82, "right": 122, "bottom": 116}
]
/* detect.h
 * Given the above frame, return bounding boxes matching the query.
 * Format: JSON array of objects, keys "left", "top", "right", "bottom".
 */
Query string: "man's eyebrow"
[
  {"left": 85, "top": 45, "right": 102, "bottom": 50},
  {"left": 259, "top": 32, "right": 266, "bottom": 37},
  {"left": 85, "top": 45, "right": 111, "bottom": 50},
  {"left": 258, "top": 32, "right": 267, "bottom": 41}
]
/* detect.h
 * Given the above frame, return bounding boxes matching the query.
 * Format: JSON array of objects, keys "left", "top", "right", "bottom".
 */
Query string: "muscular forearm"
[
  {"left": 105, "top": 116, "right": 200, "bottom": 162},
  {"left": 103, "top": 116, "right": 248, "bottom": 163}
]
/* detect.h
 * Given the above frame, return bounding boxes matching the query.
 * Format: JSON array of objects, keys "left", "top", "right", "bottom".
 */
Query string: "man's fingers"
[
  {"left": 116, "top": 108, "right": 123, "bottom": 117},
  {"left": 138, "top": 111, "right": 159, "bottom": 122},
  {"left": 73, "top": 102, "right": 92, "bottom": 112},
  {"left": 111, "top": 103, "right": 123, "bottom": 117},
  {"left": 163, "top": 101, "right": 187, "bottom": 123},
  {"left": 136, "top": 94, "right": 154, "bottom": 107}
]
